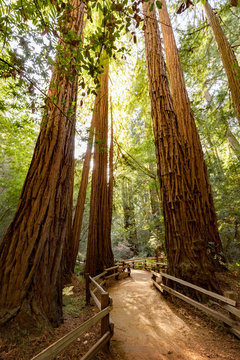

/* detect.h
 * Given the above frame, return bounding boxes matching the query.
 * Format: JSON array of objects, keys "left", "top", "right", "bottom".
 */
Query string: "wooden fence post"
[
  {"left": 127, "top": 264, "right": 131, "bottom": 277},
  {"left": 156, "top": 263, "right": 160, "bottom": 273},
  {"left": 132, "top": 261, "right": 135, "bottom": 269},
  {"left": 144, "top": 259, "right": 147, "bottom": 270},
  {"left": 152, "top": 272, "right": 156, "bottom": 283},
  {"left": 101, "top": 293, "right": 110, "bottom": 351},
  {"left": 115, "top": 266, "right": 119, "bottom": 280},
  {"left": 122, "top": 261, "right": 125, "bottom": 276},
  {"left": 85, "top": 273, "right": 90, "bottom": 305}
]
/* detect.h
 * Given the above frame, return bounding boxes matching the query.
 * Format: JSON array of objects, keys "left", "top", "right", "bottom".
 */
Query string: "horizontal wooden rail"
[
  {"left": 160, "top": 283, "right": 239, "bottom": 327},
  {"left": 31, "top": 307, "right": 111, "bottom": 360},
  {"left": 93, "top": 271, "right": 107, "bottom": 281},
  {"left": 89, "top": 276, "right": 108, "bottom": 295},
  {"left": 223, "top": 305, "right": 240, "bottom": 319},
  {"left": 151, "top": 270, "right": 161, "bottom": 278},
  {"left": 105, "top": 272, "right": 118, "bottom": 280},
  {"left": 126, "top": 257, "right": 157, "bottom": 262},
  {"left": 105, "top": 265, "right": 119, "bottom": 271},
  {"left": 159, "top": 272, "right": 236, "bottom": 306},
  {"left": 81, "top": 332, "right": 111, "bottom": 360},
  {"left": 90, "top": 290, "right": 101, "bottom": 310},
  {"left": 151, "top": 269, "right": 240, "bottom": 339}
]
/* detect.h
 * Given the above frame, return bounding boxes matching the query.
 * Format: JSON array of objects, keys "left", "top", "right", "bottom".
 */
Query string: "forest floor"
[{"left": 0, "top": 269, "right": 240, "bottom": 360}]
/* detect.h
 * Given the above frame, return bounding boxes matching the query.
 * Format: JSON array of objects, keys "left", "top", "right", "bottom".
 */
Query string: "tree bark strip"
[
  {"left": 108, "top": 97, "right": 114, "bottom": 232},
  {"left": 64, "top": 115, "right": 95, "bottom": 281},
  {"left": 85, "top": 64, "right": 114, "bottom": 276},
  {"left": 0, "top": 0, "right": 85, "bottom": 330}
]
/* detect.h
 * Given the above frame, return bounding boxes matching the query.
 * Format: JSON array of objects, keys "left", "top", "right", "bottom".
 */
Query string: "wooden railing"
[
  {"left": 124, "top": 257, "right": 167, "bottom": 272},
  {"left": 31, "top": 263, "right": 130, "bottom": 360},
  {"left": 150, "top": 268, "right": 240, "bottom": 339},
  {"left": 124, "top": 256, "right": 240, "bottom": 339}
]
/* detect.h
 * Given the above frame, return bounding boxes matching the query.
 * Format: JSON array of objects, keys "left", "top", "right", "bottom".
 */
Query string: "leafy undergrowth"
[{"left": 0, "top": 275, "right": 120, "bottom": 360}]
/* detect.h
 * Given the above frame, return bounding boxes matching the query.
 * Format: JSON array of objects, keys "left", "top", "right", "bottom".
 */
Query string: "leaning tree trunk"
[
  {"left": 203, "top": 0, "right": 240, "bottom": 126},
  {"left": 226, "top": 127, "right": 240, "bottom": 161},
  {"left": 85, "top": 65, "right": 114, "bottom": 276},
  {"left": 0, "top": 0, "right": 85, "bottom": 332},
  {"left": 143, "top": 0, "right": 219, "bottom": 289},
  {"left": 158, "top": 0, "right": 223, "bottom": 259},
  {"left": 64, "top": 115, "right": 95, "bottom": 281}
]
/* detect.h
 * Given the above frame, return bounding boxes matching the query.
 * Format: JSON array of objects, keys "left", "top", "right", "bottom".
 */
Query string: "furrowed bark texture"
[
  {"left": 85, "top": 66, "right": 114, "bottom": 276},
  {"left": 143, "top": 0, "right": 218, "bottom": 287},
  {"left": 108, "top": 99, "right": 114, "bottom": 234},
  {"left": 204, "top": 0, "right": 240, "bottom": 126},
  {"left": 159, "top": 0, "right": 223, "bottom": 258},
  {"left": 65, "top": 115, "right": 95, "bottom": 278},
  {"left": 0, "top": 0, "right": 85, "bottom": 330}
]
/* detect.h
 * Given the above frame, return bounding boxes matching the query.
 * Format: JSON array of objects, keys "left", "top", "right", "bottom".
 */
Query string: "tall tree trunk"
[
  {"left": 203, "top": 0, "right": 240, "bottom": 126},
  {"left": 64, "top": 116, "right": 95, "bottom": 281},
  {"left": 0, "top": 0, "right": 85, "bottom": 332},
  {"left": 108, "top": 97, "right": 114, "bottom": 233},
  {"left": 85, "top": 65, "right": 114, "bottom": 276},
  {"left": 158, "top": 0, "right": 223, "bottom": 257},
  {"left": 143, "top": 0, "right": 220, "bottom": 289}
]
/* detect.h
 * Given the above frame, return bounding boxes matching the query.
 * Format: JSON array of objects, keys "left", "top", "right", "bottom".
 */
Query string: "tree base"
[
  {"left": 0, "top": 299, "right": 57, "bottom": 344},
  {"left": 167, "top": 261, "right": 221, "bottom": 296}
]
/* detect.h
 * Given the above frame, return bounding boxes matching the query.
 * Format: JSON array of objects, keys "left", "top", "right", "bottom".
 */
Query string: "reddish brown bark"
[
  {"left": 108, "top": 98, "right": 114, "bottom": 232},
  {"left": 203, "top": 0, "right": 240, "bottom": 126},
  {"left": 85, "top": 65, "right": 114, "bottom": 276},
  {"left": 230, "top": 0, "right": 238, "bottom": 7},
  {"left": 158, "top": 0, "right": 223, "bottom": 258},
  {"left": 64, "top": 116, "right": 95, "bottom": 281},
  {"left": 0, "top": 0, "right": 85, "bottom": 331},
  {"left": 143, "top": 0, "right": 219, "bottom": 288}
]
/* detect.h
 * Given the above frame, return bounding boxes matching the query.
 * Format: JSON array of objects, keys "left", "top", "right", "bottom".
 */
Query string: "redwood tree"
[
  {"left": 108, "top": 98, "right": 114, "bottom": 243},
  {"left": 143, "top": 0, "right": 220, "bottom": 288},
  {"left": 85, "top": 65, "right": 114, "bottom": 276},
  {"left": 158, "top": 0, "right": 223, "bottom": 257},
  {"left": 0, "top": 0, "right": 85, "bottom": 331},
  {"left": 203, "top": 0, "right": 240, "bottom": 126},
  {"left": 64, "top": 115, "right": 95, "bottom": 280}
]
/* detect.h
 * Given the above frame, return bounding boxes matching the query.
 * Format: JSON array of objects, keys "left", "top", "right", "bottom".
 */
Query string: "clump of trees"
[{"left": 0, "top": 0, "right": 239, "bottom": 337}]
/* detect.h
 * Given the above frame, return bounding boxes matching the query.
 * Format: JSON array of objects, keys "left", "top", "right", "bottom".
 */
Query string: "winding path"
[{"left": 108, "top": 270, "right": 240, "bottom": 360}]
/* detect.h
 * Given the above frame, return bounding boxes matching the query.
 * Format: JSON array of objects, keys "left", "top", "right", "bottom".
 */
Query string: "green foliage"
[
  {"left": 63, "top": 294, "right": 85, "bottom": 316},
  {"left": 110, "top": 51, "right": 164, "bottom": 260},
  {"left": 0, "top": 78, "right": 38, "bottom": 240}
]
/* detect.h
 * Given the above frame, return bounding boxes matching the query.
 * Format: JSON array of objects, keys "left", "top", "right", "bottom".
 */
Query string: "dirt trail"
[{"left": 108, "top": 270, "right": 240, "bottom": 360}]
